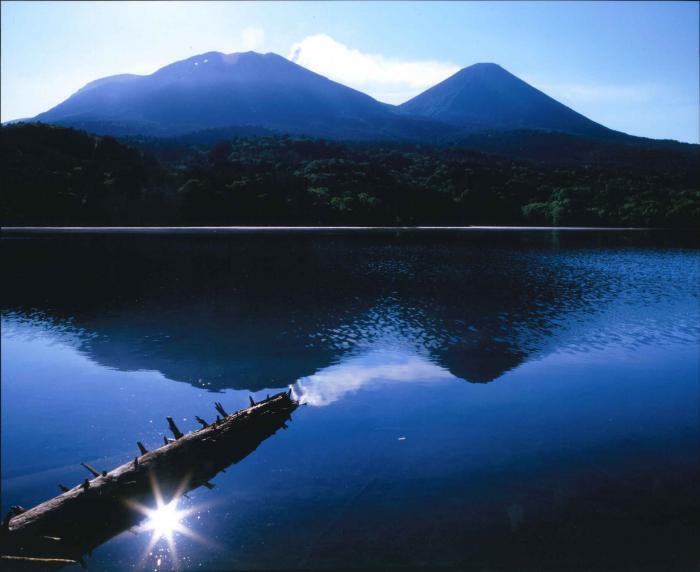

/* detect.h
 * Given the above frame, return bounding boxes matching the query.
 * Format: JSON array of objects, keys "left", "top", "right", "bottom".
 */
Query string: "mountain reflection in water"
[{"left": 3, "top": 231, "right": 697, "bottom": 392}]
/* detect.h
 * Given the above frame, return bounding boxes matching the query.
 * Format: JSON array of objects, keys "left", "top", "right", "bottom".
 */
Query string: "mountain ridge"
[
  {"left": 34, "top": 50, "right": 452, "bottom": 141},
  {"left": 28, "top": 49, "right": 645, "bottom": 144}
]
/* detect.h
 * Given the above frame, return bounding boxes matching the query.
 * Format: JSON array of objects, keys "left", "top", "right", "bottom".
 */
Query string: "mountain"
[
  {"left": 25, "top": 51, "right": 693, "bottom": 151},
  {"left": 31, "top": 51, "right": 623, "bottom": 143},
  {"left": 399, "top": 63, "right": 615, "bottom": 138},
  {"left": 33, "top": 51, "right": 452, "bottom": 141}
]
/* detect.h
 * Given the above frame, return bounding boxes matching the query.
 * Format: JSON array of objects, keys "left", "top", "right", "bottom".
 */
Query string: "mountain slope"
[
  {"left": 399, "top": 63, "right": 615, "bottom": 137},
  {"left": 34, "top": 51, "right": 452, "bottom": 141}
]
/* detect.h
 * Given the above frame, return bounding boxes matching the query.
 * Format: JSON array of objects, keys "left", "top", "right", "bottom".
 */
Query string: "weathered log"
[
  {"left": 2, "top": 509, "right": 26, "bottom": 532},
  {"left": 0, "top": 390, "right": 298, "bottom": 567}
]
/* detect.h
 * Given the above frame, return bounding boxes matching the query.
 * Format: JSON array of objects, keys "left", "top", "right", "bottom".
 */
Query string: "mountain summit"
[
  {"left": 34, "top": 51, "right": 440, "bottom": 140},
  {"left": 399, "top": 63, "right": 612, "bottom": 137}
]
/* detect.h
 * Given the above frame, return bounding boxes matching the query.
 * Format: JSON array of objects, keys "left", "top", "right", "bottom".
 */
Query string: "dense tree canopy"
[{"left": 2, "top": 123, "right": 698, "bottom": 227}]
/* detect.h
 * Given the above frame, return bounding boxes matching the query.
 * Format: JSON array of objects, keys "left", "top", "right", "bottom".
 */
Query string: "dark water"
[{"left": 2, "top": 230, "right": 699, "bottom": 571}]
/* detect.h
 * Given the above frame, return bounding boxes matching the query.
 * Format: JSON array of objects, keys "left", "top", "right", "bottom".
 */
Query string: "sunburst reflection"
[
  {"left": 143, "top": 497, "right": 189, "bottom": 542},
  {"left": 127, "top": 474, "right": 212, "bottom": 570}
]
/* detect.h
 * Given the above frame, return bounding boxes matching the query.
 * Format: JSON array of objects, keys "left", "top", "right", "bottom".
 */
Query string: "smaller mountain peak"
[
  {"left": 459, "top": 62, "right": 509, "bottom": 75},
  {"left": 470, "top": 62, "right": 503, "bottom": 68},
  {"left": 448, "top": 63, "right": 518, "bottom": 85}
]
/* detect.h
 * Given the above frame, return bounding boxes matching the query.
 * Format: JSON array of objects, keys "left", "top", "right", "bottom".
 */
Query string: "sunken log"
[{"left": 1, "top": 390, "right": 298, "bottom": 568}]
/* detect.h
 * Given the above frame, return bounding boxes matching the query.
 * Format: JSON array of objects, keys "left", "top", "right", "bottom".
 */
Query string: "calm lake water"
[{"left": 2, "top": 230, "right": 699, "bottom": 571}]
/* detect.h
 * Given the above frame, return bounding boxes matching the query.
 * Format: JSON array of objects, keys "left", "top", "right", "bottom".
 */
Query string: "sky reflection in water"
[{"left": 1, "top": 231, "right": 699, "bottom": 570}]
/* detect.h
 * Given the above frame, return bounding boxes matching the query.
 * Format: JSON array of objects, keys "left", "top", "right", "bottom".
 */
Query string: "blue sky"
[{"left": 1, "top": 1, "right": 698, "bottom": 142}]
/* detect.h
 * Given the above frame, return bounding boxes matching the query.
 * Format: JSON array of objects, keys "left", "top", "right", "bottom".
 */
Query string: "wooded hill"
[{"left": 2, "top": 123, "right": 698, "bottom": 227}]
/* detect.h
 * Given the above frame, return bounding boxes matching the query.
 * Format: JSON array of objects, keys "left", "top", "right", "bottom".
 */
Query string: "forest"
[{"left": 2, "top": 122, "right": 698, "bottom": 227}]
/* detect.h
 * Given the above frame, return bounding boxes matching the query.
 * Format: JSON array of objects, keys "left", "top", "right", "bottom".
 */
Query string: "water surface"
[{"left": 2, "top": 230, "right": 699, "bottom": 570}]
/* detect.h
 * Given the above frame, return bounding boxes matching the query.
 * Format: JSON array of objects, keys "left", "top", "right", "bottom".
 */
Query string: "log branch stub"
[
  {"left": 166, "top": 417, "right": 184, "bottom": 440},
  {"left": 195, "top": 416, "right": 209, "bottom": 428},
  {"left": 58, "top": 484, "right": 69, "bottom": 493},
  {"left": 249, "top": 396, "right": 256, "bottom": 407},
  {"left": 214, "top": 402, "right": 228, "bottom": 417},
  {"left": 80, "top": 463, "right": 100, "bottom": 478},
  {"left": 137, "top": 441, "right": 148, "bottom": 455}
]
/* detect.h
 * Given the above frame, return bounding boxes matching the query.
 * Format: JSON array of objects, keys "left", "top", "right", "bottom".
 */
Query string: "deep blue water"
[{"left": 2, "top": 230, "right": 699, "bottom": 571}]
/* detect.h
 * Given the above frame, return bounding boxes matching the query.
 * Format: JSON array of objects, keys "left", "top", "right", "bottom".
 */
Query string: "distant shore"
[{"left": 0, "top": 226, "right": 661, "bottom": 234}]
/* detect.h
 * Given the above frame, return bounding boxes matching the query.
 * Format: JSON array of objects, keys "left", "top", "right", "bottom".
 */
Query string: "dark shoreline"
[{"left": 0, "top": 225, "right": 663, "bottom": 235}]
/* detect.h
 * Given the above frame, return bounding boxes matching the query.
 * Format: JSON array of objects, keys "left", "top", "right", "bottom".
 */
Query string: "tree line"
[{"left": 2, "top": 123, "right": 698, "bottom": 227}]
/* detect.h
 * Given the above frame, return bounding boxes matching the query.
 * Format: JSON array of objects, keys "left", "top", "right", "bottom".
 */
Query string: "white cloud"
[
  {"left": 288, "top": 34, "right": 459, "bottom": 104},
  {"left": 290, "top": 349, "right": 453, "bottom": 407},
  {"left": 241, "top": 27, "right": 266, "bottom": 51}
]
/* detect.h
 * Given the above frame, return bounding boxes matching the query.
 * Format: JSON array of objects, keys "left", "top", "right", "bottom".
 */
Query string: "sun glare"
[
  {"left": 127, "top": 475, "right": 213, "bottom": 570},
  {"left": 143, "top": 498, "right": 187, "bottom": 541}
]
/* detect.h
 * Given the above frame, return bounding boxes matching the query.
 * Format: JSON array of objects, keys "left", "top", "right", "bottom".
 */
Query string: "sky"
[{"left": 1, "top": 1, "right": 698, "bottom": 143}]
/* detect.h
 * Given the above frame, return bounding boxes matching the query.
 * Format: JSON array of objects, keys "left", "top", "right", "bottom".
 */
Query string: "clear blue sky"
[{"left": 2, "top": 1, "right": 698, "bottom": 142}]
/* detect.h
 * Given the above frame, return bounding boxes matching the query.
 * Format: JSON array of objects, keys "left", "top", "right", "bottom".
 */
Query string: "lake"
[{"left": 2, "top": 229, "right": 699, "bottom": 571}]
